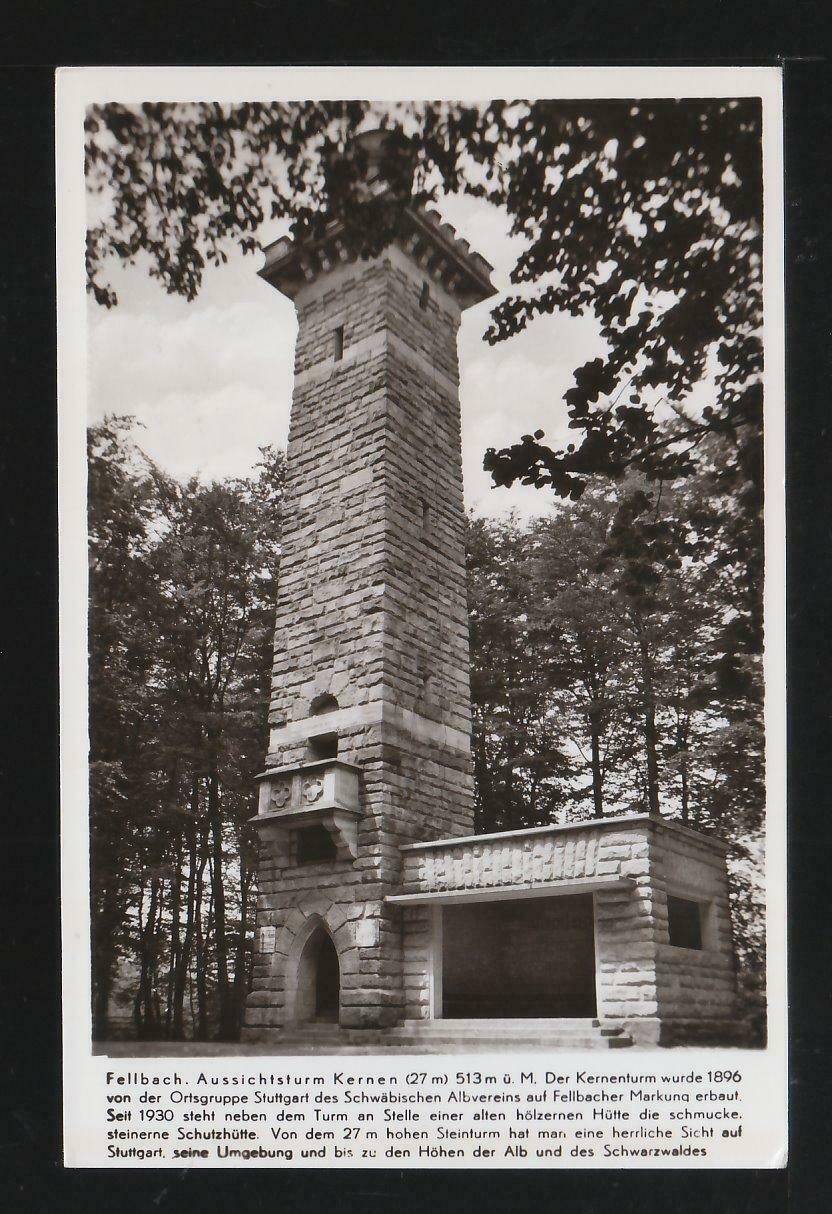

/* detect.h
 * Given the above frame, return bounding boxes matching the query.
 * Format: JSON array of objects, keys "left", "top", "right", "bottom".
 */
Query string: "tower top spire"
[{"left": 258, "top": 129, "right": 496, "bottom": 311}]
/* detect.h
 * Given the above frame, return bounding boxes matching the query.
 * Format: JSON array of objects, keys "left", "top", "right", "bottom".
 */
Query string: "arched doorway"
[{"left": 294, "top": 925, "right": 341, "bottom": 1023}]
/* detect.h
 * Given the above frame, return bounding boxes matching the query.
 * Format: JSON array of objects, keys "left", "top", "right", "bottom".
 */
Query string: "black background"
[{"left": 1, "top": 4, "right": 829, "bottom": 1211}]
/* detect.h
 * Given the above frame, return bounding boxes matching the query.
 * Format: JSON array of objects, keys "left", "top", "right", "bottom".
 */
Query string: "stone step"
[
  {"left": 263, "top": 1037, "right": 634, "bottom": 1054},
  {"left": 282, "top": 1018, "right": 621, "bottom": 1033},
  {"left": 383, "top": 1039, "right": 631, "bottom": 1048},
  {"left": 400, "top": 1017, "right": 600, "bottom": 1028},
  {"left": 394, "top": 1018, "right": 622, "bottom": 1034},
  {"left": 274, "top": 1020, "right": 634, "bottom": 1052}
]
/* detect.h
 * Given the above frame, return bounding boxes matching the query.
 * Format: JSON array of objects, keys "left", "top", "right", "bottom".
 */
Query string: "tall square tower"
[{"left": 244, "top": 149, "right": 495, "bottom": 1036}]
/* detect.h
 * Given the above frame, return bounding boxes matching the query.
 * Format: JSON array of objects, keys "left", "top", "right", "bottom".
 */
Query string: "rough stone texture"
[
  {"left": 243, "top": 226, "right": 492, "bottom": 1040},
  {"left": 265, "top": 251, "right": 477, "bottom": 846},
  {"left": 394, "top": 816, "right": 739, "bottom": 1045},
  {"left": 648, "top": 820, "right": 740, "bottom": 1044},
  {"left": 399, "top": 818, "right": 629, "bottom": 894},
  {"left": 402, "top": 904, "right": 435, "bottom": 1021}
]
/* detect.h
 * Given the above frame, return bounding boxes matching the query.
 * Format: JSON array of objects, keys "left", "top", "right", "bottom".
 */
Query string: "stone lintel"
[
  {"left": 254, "top": 758, "right": 362, "bottom": 781},
  {"left": 385, "top": 876, "right": 635, "bottom": 906},
  {"left": 269, "top": 701, "right": 471, "bottom": 756}
]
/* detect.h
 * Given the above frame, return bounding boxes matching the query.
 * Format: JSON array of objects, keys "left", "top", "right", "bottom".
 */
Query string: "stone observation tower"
[
  {"left": 244, "top": 132, "right": 740, "bottom": 1049},
  {"left": 244, "top": 132, "right": 495, "bottom": 1035}
]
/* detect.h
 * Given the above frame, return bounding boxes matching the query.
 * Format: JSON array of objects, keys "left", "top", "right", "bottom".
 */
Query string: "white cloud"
[
  {"left": 128, "top": 383, "right": 289, "bottom": 483},
  {"left": 88, "top": 252, "right": 296, "bottom": 483},
  {"left": 87, "top": 194, "right": 605, "bottom": 517},
  {"left": 459, "top": 291, "right": 605, "bottom": 519}
]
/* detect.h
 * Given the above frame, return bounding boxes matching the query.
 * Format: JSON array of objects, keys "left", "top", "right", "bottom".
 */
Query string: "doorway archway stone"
[{"left": 281, "top": 909, "right": 354, "bottom": 1026}]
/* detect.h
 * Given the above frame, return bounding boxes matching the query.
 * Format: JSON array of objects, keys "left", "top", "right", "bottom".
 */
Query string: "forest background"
[
  {"left": 89, "top": 416, "right": 765, "bottom": 1043},
  {"left": 85, "top": 98, "right": 766, "bottom": 1043}
]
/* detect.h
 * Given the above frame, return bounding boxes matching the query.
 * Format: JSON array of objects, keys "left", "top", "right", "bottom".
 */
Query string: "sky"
[{"left": 87, "top": 189, "right": 607, "bottom": 521}]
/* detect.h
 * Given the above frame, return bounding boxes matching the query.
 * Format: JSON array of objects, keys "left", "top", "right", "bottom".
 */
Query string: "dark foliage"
[
  {"left": 86, "top": 99, "right": 762, "bottom": 531},
  {"left": 88, "top": 418, "right": 284, "bottom": 1040}
]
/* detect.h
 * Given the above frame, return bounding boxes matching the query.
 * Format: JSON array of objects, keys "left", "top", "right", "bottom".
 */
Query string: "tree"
[
  {"left": 465, "top": 487, "right": 765, "bottom": 1034},
  {"left": 88, "top": 417, "right": 160, "bottom": 1036},
  {"left": 88, "top": 418, "right": 285, "bottom": 1040},
  {"left": 86, "top": 101, "right": 764, "bottom": 680},
  {"left": 527, "top": 494, "right": 632, "bottom": 819},
  {"left": 467, "top": 516, "right": 571, "bottom": 833},
  {"left": 84, "top": 100, "right": 762, "bottom": 513}
]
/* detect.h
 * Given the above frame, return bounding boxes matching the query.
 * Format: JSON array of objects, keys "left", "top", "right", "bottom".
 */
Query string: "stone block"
[
  {"left": 340, "top": 988, "right": 398, "bottom": 1008},
  {"left": 600, "top": 846, "right": 633, "bottom": 861},
  {"left": 621, "top": 858, "right": 651, "bottom": 877},
  {"left": 339, "top": 1006, "right": 377, "bottom": 1029},
  {"left": 338, "top": 948, "right": 361, "bottom": 975},
  {"left": 244, "top": 1007, "right": 269, "bottom": 1027}
]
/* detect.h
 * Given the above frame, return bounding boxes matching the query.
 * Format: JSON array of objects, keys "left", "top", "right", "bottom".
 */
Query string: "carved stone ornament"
[
  {"left": 270, "top": 781, "right": 291, "bottom": 809},
  {"left": 302, "top": 777, "right": 324, "bottom": 804}
]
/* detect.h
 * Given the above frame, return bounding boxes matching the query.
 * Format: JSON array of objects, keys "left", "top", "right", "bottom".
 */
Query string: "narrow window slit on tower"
[
  {"left": 420, "top": 497, "right": 431, "bottom": 534},
  {"left": 332, "top": 324, "right": 345, "bottom": 361},
  {"left": 419, "top": 281, "right": 431, "bottom": 310}
]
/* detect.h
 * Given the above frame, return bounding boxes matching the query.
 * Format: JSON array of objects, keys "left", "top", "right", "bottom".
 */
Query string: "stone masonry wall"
[
  {"left": 244, "top": 218, "right": 740, "bottom": 1043},
  {"left": 402, "top": 903, "right": 435, "bottom": 1021},
  {"left": 245, "top": 240, "right": 481, "bottom": 1037},
  {"left": 649, "top": 821, "right": 738, "bottom": 1041},
  {"left": 265, "top": 248, "right": 475, "bottom": 843},
  {"left": 398, "top": 818, "right": 644, "bottom": 895},
  {"left": 268, "top": 262, "right": 390, "bottom": 734}
]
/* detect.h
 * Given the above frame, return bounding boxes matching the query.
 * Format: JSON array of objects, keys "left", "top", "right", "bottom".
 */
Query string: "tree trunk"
[
  {"left": 194, "top": 839, "right": 211, "bottom": 1041},
  {"left": 634, "top": 618, "right": 661, "bottom": 816},
  {"left": 472, "top": 722, "right": 494, "bottom": 833},
  {"left": 208, "top": 766, "right": 235, "bottom": 1040},
  {"left": 91, "top": 876, "right": 122, "bottom": 1039},
  {"left": 675, "top": 711, "right": 689, "bottom": 823},
  {"left": 231, "top": 847, "right": 251, "bottom": 1038},
  {"left": 587, "top": 702, "right": 604, "bottom": 818},
  {"left": 680, "top": 755, "right": 689, "bottom": 823},
  {"left": 171, "top": 782, "right": 202, "bottom": 1039},
  {"left": 136, "top": 876, "right": 160, "bottom": 1039},
  {"left": 152, "top": 879, "right": 165, "bottom": 1030}
]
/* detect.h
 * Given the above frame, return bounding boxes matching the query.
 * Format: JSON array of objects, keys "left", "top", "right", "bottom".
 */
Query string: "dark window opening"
[
  {"left": 332, "top": 325, "right": 344, "bottom": 361},
  {"left": 667, "top": 896, "right": 703, "bottom": 950},
  {"left": 310, "top": 692, "right": 339, "bottom": 716},
  {"left": 420, "top": 497, "right": 431, "bottom": 533},
  {"left": 419, "top": 281, "right": 431, "bottom": 310},
  {"left": 296, "top": 825, "right": 337, "bottom": 865},
  {"left": 307, "top": 731, "right": 338, "bottom": 761}
]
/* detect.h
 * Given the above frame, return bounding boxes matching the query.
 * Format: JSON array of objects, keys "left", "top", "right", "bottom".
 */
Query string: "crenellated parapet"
[{"left": 260, "top": 205, "right": 495, "bottom": 311}]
